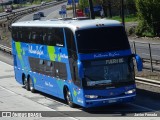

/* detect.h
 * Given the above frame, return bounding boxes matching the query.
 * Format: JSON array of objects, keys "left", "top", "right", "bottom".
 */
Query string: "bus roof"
[{"left": 12, "top": 19, "right": 123, "bottom": 31}]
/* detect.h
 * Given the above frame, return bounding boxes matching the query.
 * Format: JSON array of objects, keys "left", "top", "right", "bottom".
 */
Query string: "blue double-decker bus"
[{"left": 12, "top": 19, "right": 142, "bottom": 108}]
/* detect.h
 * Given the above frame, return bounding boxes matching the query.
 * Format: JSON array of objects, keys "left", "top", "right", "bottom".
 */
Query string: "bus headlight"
[
  {"left": 125, "top": 89, "right": 136, "bottom": 94},
  {"left": 85, "top": 95, "right": 98, "bottom": 99}
]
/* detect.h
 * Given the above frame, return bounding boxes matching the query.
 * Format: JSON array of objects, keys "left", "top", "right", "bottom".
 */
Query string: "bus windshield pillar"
[{"left": 77, "top": 60, "right": 84, "bottom": 79}]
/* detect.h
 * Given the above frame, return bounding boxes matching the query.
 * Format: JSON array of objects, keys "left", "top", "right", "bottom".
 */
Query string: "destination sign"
[
  {"left": 90, "top": 58, "right": 125, "bottom": 66},
  {"left": 106, "top": 58, "right": 124, "bottom": 65}
]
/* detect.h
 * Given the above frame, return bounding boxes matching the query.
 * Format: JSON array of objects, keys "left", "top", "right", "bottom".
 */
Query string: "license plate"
[{"left": 108, "top": 99, "right": 117, "bottom": 103}]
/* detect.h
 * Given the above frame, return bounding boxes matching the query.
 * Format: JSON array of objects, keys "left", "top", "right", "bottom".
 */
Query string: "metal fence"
[{"left": 129, "top": 41, "right": 160, "bottom": 72}]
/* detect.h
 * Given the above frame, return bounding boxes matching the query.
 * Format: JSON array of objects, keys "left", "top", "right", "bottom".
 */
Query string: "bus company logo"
[
  {"left": 28, "top": 45, "right": 44, "bottom": 56},
  {"left": 45, "top": 81, "right": 53, "bottom": 88},
  {"left": 60, "top": 53, "right": 68, "bottom": 59},
  {"left": 94, "top": 52, "right": 120, "bottom": 58}
]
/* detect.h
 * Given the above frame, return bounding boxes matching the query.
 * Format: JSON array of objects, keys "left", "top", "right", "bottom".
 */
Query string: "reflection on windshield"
[
  {"left": 83, "top": 57, "right": 134, "bottom": 88},
  {"left": 76, "top": 26, "right": 130, "bottom": 53}
]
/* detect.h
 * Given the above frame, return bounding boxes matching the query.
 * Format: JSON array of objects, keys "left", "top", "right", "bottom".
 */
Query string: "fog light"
[
  {"left": 85, "top": 95, "right": 98, "bottom": 99},
  {"left": 125, "top": 89, "right": 136, "bottom": 94}
]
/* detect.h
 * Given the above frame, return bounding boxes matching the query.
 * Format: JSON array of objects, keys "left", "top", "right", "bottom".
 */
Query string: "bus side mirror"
[
  {"left": 133, "top": 54, "right": 143, "bottom": 71},
  {"left": 77, "top": 60, "right": 84, "bottom": 78}
]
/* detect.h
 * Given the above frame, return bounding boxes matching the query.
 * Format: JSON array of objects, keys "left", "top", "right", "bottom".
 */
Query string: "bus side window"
[
  {"left": 32, "top": 32, "right": 36, "bottom": 43},
  {"left": 54, "top": 62, "right": 59, "bottom": 78},
  {"left": 43, "top": 33, "right": 47, "bottom": 45},
  {"left": 18, "top": 27, "right": 23, "bottom": 42},
  {"left": 39, "top": 59, "right": 45, "bottom": 74},
  {"left": 45, "top": 61, "right": 53, "bottom": 76},
  {"left": 22, "top": 28, "right": 27, "bottom": 43},
  {"left": 55, "top": 28, "right": 64, "bottom": 47},
  {"left": 12, "top": 27, "right": 18, "bottom": 41},
  {"left": 47, "top": 32, "right": 55, "bottom": 46},
  {"left": 39, "top": 29, "right": 44, "bottom": 44},
  {"left": 54, "top": 61, "right": 67, "bottom": 80},
  {"left": 59, "top": 63, "right": 67, "bottom": 80}
]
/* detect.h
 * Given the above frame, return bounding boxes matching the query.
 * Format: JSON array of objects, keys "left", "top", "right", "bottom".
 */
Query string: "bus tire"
[
  {"left": 22, "top": 74, "right": 26, "bottom": 88},
  {"left": 24, "top": 77, "right": 30, "bottom": 91},
  {"left": 29, "top": 77, "right": 35, "bottom": 93},
  {"left": 65, "top": 89, "right": 75, "bottom": 108}
]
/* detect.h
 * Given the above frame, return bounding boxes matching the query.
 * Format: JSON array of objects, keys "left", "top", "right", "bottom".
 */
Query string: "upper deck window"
[
  {"left": 76, "top": 26, "right": 130, "bottom": 53},
  {"left": 12, "top": 27, "right": 65, "bottom": 47}
]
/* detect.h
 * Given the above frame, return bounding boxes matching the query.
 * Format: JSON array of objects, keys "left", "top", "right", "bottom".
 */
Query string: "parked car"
[
  {"left": 38, "top": 12, "right": 45, "bottom": 17},
  {"left": 33, "top": 13, "right": 41, "bottom": 20}
]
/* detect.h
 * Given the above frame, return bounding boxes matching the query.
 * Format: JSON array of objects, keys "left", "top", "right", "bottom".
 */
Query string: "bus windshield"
[
  {"left": 76, "top": 26, "right": 130, "bottom": 53},
  {"left": 82, "top": 57, "right": 135, "bottom": 89}
]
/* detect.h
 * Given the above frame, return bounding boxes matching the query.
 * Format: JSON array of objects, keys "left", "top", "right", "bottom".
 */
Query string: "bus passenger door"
[{"left": 65, "top": 28, "right": 84, "bottom": 106}]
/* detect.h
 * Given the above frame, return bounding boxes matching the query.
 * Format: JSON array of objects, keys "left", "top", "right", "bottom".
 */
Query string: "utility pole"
[
  {"left": 108, "top": 0, "right": 112, "bottom": 18},
  {"left": 121, "top": 0, "right": 125, "bottom": 28},
  {"left": 88, "top": 0, "right": 95, "bottom": 19},
  {"left": 72, "top": 0, "right": 76, "bottom": 18}
]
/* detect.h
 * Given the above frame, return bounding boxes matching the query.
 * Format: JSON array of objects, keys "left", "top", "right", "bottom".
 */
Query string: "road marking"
[
  {"left": 0, "top": 60, "right": 13, "bottom": 67},
  {"left": 128, "top": 103, "right": 156, "bottom": 112},
  {"left": 0, "top": 86, "right": 16, "bottom": 95}
]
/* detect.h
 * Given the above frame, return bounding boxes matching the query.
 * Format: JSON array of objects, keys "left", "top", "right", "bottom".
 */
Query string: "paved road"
[{"left": 18, "top": 2, "right": 66, "bottom": 22}]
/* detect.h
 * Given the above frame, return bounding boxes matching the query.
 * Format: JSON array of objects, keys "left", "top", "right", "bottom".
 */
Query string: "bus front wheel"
[{"left": 65, "top": 89, "right": 75, "bottom": 108}]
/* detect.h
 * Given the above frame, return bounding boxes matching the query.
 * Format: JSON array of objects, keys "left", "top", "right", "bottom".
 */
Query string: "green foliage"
[
  {"left": 78, "top": 0, "right": 89, "bottom": 10},
  {"left": 125, "top": 0, "right": 136, "bottom": 14},
  {"left": 135, "top": 0, "right": 160, "bottom": 37},
  {"left": 78, "top": 0, "right": 102, "bottom": 10},
  {"left": 109, "top": 14, "right": 137, "bottom": 22}
]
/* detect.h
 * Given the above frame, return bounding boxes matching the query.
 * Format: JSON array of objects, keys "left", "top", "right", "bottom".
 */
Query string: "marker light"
[
  {"left": 125, "top": 89, "right": 136, "bottom": 94},
  {"left": 85, "top": 95, "right": 98, "bottom": 99}
]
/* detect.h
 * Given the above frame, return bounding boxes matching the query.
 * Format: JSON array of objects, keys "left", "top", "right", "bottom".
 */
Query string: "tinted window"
[
  {"left": 76, "top": 26, "right": 130, "bottom": 53},
  {"left": 12, "top": 27, "right": 65, "bottom": 47},
  {"left": 65, "top": 28, "right": 76, "bottom": 51},
  {"left": 29, "top": 57, "right": 67, "bottom": 80},
  {"left": 12, "top": 27, "right": 18, "bottom": 41},
  {"left": 54, "top": 28, "right": 64, "bottom": 47}
]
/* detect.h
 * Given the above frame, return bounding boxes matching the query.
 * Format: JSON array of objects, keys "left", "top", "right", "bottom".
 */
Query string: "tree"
[
  {"left": 78, "top": 0, "right": 102, "bottom": 10},
  {"left": 125, "top": 0, "right": 136, "bottom": 15},
  {"left": 78, "top": 0, "right": 89, "bottom": 10},
  {"left": 136, "top": 0, "right": 160, "bottom": 37}
]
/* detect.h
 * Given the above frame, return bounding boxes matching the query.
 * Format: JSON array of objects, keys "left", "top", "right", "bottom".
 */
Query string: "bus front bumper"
[{"left": 84, "top": 94, "right": 136, "bottom": 108}]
